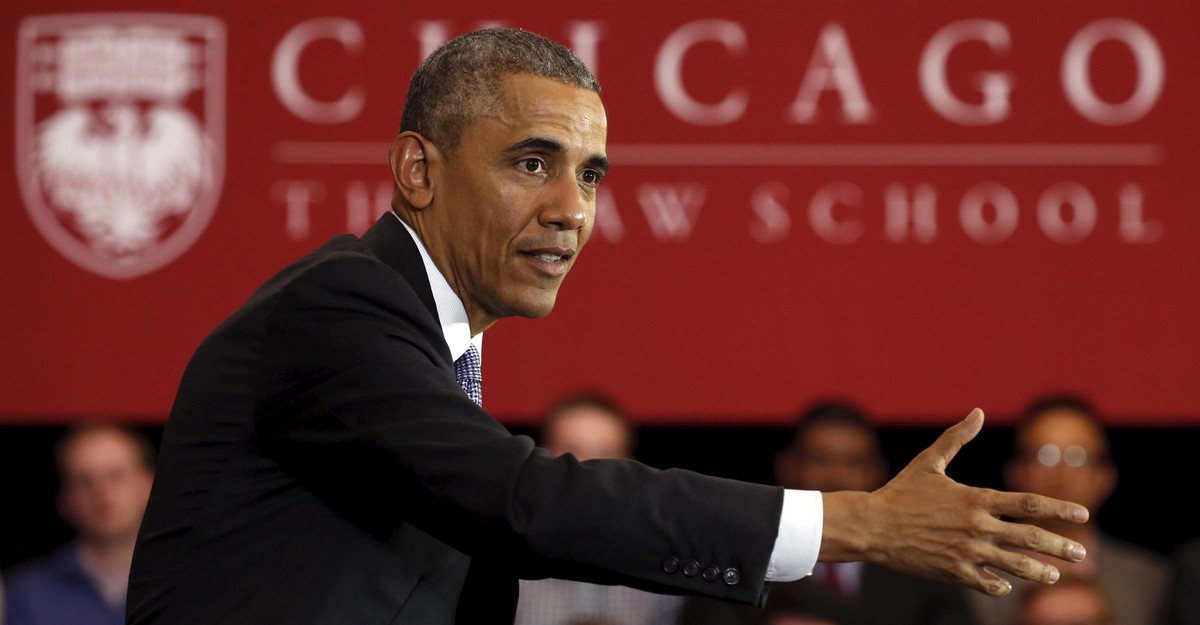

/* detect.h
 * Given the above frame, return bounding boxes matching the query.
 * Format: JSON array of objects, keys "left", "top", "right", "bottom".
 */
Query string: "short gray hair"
[{"left": 398, "top": 27, "right": 600, "bottom": 154}]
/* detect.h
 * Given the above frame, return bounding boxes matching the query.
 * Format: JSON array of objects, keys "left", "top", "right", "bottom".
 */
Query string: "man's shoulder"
[
  {"left": 1098, "top": 532, "right": 1168, "bottom": 568},
  {"left": 183, "top": 229, "right": 445, "bottom": 388},
  {"left": 1097, "top": 532, "right": 1169, "bottom": 579},
  {"left": 245, "top": 232, "right": 430, "bottom": 324},
  {"left": 4, "top": 545, "right": 83, "bottom": 593},
  {"left": 269, "top": 233, "right": 398, "bottom": 292}
]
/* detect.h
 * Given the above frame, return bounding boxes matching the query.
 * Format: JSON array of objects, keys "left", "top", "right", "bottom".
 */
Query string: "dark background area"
[{"left": 2, "top": 421, "right": 1194, "bottom": 572}]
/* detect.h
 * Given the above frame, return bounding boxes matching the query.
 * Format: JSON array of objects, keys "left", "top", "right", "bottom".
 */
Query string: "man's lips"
[
  {"left": 519, "top": 246, "right": 574, "bottom": 262},
  {"left": 518, "top": 245, "right": 575, "bottom": 276}
]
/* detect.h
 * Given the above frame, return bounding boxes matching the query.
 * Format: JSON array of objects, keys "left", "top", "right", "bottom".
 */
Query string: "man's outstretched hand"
[{"left": 818, "top": 408, "right": 1089, "bottom": 597}]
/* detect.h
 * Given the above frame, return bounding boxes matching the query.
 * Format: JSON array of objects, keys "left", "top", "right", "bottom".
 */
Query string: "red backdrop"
[{"left": 2, "top": 1, "right": 1197, "bottom": 425}]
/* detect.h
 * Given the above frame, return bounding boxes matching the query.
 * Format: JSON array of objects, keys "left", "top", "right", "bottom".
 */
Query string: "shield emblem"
[{"left": 15, "top": 13, "right": 226, "bottom": 280}]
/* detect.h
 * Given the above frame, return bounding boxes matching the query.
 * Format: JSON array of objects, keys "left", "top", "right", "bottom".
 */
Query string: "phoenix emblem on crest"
[
  {"left": 17, "top": 14, "right": 226, "bottom": 279},
  {"left": 36, "top": 103, "right": 213, "bottom": 256}
]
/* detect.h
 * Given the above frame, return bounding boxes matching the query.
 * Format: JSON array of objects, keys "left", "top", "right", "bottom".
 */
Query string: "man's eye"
[
  {"left": 520, "top": 158, "right": 545, "bottom": 173},
  {"left": 579, "top": 169, "right": 602, "bottom": 186}
]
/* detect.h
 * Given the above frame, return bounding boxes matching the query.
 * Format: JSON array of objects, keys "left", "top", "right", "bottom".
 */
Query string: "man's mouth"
[
  {"left": 524, "top": 252, "right": 569, "bottom": 262},
  {"left": 519, "top": 246, "right": 575, "bottom": 262},
  {"left": 519, "top": 246, "right": 575, "bottom": 276}
]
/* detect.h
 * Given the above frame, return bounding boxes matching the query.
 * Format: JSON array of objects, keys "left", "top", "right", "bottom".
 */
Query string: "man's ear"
[{"left": 389, "top": 132, "right": 436, "bottom": 210}]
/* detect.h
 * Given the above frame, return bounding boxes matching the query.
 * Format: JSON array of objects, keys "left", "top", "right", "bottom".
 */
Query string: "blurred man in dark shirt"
[{"left": 4, "top": 425, "right": 154, "bottom": 625}]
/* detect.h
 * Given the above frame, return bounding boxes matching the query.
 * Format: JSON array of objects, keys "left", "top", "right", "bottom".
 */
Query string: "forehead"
[
  {"left": 553, "top": 406, "right": 623, "bottom": 428},
  {"left": 548, "top": 407, "right": 626, "bottom": 439},
  {"left": 798, "top": 422, "right": 876, "bottom": 449},
  {"left": 463, "top": 73, "right": 607, "bottom": 151},
  {"left": 1020, "top": 410, "right": 1106, "bottom": 450},
  {"left": 60, "top": 430, "right": 139, "bottom": 469}
]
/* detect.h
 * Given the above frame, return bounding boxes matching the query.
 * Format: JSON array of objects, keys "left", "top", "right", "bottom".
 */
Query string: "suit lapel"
[{"left": 360, "top": 213, "right": 441, "bottom": 325}]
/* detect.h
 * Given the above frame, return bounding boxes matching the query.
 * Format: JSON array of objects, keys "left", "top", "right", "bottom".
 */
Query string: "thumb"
[{"left": 922, "top": 408, "right": 984, "bottom": 473}]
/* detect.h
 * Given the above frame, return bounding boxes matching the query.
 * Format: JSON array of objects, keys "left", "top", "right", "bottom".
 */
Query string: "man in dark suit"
[
  {"left": 678, "top": 402, "right": 980, "bottom": 625},
  {"left": 127, "top": 27, "right": 1089, "bottom": 625}
]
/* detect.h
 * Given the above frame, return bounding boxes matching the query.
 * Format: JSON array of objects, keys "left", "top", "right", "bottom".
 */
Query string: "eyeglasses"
[{"left": 1020, "top": 444, "right": 1106, "bottom": 468}]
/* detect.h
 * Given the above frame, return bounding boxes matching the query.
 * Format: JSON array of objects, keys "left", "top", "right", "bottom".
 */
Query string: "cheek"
[
  {"left": 474, "top": 187, "right": 524, "bottom": 240},
  {"left": 61, "top": 493, "right": 87, "bottom": 519}
]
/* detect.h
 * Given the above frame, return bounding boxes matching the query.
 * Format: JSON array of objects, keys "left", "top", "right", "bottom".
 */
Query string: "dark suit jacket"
[
  {"left": 127, "top": 214, "right": 784, "bottom": 625},
  {"left": 678, "top": 563, "right": 979, "bottom": 625}
]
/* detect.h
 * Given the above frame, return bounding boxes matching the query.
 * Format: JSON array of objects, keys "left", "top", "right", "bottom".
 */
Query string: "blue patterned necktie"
[{"left": 454, "top": 344, "right": 483, "bottom": 407}]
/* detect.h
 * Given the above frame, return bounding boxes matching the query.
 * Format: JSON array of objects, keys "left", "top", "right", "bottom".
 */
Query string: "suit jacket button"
[
  {"left": 682, "top": 560, "right": 701, "bottom": 577},
  {"left": 661, "top": 557, "right": 680, "bottom": 574},
  {"left": 723, "top": 567, "right": 742, "bottom": 585},
  {"left": 701, "top": 565, "right": 720, "bottom": 582}
]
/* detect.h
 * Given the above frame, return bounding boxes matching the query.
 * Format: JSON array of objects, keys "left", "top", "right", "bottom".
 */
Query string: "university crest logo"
[{"left": 16, "top": 14, "right": 226, "bottom": 279}]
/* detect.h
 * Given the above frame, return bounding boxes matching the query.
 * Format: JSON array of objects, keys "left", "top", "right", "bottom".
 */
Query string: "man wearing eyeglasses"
[{"left": 967, "top": 395, "right": 1169, "bottom": 625}]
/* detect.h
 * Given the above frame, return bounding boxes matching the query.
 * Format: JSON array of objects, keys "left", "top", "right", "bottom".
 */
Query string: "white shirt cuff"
[{"left": 764, "top": 489, "right": 822, "bottom": 582}]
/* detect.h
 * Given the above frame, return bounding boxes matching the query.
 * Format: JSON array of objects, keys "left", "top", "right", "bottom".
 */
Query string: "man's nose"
[{"left": 539, "top": 175, "right": 589, "bottom": 231}]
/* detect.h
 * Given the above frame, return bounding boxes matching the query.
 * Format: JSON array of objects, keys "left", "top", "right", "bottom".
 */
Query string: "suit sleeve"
[{"left": 253, "top": 255, "right": 785, "bottom": 605}]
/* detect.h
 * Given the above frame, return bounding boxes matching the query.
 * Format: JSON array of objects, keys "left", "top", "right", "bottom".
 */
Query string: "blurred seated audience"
[
  {"left": 1158, "top": 537, "right": 1200, "bottom": 625},
  {"left": 677, "top": 401, "right": 978, "bottom": 625},
  {"left": 3, "top": 424, "right": 155, "bottom": 625},
  {"left": 967, "top": 395, "right": 1168, "bottom": 625},
  {"left": 1019, "top": 577, "right": 1114, "bottom": 625},
  {"left": 514, "top": 392, "right": 683, "bottom": 625}
]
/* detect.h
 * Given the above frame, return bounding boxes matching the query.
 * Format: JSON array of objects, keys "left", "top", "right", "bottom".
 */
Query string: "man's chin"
[
  {"left": 515, "top": 302, "right": 556, "bottom": 320},
  {"left": 479, "top": 286, "right": 562, "bottom": 323},
  {"left": 510, "top": 292, "right": 559, "bottom": 320}
]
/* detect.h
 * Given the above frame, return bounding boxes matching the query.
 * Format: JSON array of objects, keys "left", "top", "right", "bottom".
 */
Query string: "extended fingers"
[
  {"left": 975, "top": 543, "right": 1064, "bottom": 586},
  {"left": 987, "top": 491, "right": 1090, "bottom": 524},
  {"left": 958, "top": 508, "right": 1088, "bottom": 575},
  {"left": 995, "top": 521, "right": 1088, "bottom": 564}
]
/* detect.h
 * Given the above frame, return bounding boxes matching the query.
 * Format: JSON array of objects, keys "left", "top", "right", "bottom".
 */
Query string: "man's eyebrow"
[
  {"left": 586, "top": 154, "right": 610, "bottom": 176},
  {"left": 506, "top": 137, "right": 565, "bottom": 155},
  {"left": 506, "top": 136, "right": 610, "bottom": 175}
]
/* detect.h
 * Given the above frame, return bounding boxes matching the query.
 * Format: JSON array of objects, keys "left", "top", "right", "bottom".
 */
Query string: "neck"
[
  {"left": 77, "top": 533, "right": 137, "bottom": 575},
  {"left": 76, "top": 534, "right": 137, "bottom": 608},
  {"left": 467, "top": 310, "right": 496, "bottom": 337},
  {"left": 399, "top": 210, "right": 498, "bottom": 337}
]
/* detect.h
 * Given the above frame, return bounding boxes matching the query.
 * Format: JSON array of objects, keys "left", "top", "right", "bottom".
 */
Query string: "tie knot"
[{"left": 455, "top": 344, "right": 482, "bottom": 407}]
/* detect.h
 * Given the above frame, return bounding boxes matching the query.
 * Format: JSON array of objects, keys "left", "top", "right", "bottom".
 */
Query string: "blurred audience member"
[
  {"left": 1158, "top": 537, "right": 1200, "bottom": 625},
  {"left": 677, "top": 401, "right": 978, "bottom": 625},
  {"left": 968, "top": 395, "right": 1168, "bottom": 625},
  {"left": 3, "top": 424, "right": 155, "bottom": 625},
  {"left": 514, "top": 392, "right": 683, "bottom": 625},
  {"left": 1019, "top": 578, "right": 1114, "bottom": 625}
]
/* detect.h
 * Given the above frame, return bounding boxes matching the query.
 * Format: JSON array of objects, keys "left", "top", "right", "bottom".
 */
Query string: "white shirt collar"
[{"left": 392, "top": 213, "right": 482, "bottom": 361}]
